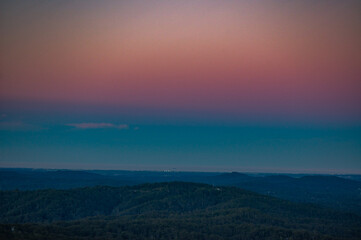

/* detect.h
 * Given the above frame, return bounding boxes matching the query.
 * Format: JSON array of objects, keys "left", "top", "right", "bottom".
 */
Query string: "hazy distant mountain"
[
  {"left": 204, "top": 171, "right": 254, "bottom": 185},
  {"left": 236, "top": 174, "right": 361, "bottom": 214},
  {"left": 0, "top": 169, "right": 135, "bottom": 190}
]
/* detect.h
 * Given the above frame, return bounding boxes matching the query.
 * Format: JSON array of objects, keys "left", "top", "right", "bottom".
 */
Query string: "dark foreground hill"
[{"left": 1, "top": 182, "right": 360, "bottom": 240}]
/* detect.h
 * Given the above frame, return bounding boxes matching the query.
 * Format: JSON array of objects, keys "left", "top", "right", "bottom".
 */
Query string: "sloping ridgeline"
[{"left": 0, "top": 182, "right": 360, "bottom": 240}]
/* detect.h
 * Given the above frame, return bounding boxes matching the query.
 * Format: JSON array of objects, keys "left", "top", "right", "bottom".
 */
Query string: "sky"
[{"left": 0, "top": 0, "right": 360, "bottom": 173}]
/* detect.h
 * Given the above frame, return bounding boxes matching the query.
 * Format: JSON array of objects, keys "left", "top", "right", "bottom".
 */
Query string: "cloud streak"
[{"left": 67, "top": 123, "right": 129, "bottom": 130}]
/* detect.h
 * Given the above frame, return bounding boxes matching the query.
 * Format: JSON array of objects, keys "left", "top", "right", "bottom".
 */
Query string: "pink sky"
[{"left": 1, "top": 0, "right": 360, "bottom": 124}]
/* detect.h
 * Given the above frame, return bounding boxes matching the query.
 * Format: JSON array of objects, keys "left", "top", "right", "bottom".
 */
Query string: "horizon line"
[{"left": 0, "top": 165, "right": 360, "bottom": 175}]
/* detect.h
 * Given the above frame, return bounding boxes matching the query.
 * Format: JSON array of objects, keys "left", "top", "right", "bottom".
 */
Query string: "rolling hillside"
[{"left": 1, "top": 182, "right": 360, "bottom": 240}]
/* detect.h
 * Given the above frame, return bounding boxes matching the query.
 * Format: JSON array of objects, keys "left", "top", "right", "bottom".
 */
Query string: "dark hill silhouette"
[{"left": 1, "top": 182, "right": 360, "bottom": 240}]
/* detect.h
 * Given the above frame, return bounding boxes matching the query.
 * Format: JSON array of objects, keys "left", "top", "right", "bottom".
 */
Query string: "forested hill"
[
  {"left": 2, "top": 169, "right": 361, "bottom": 214},
  {"left": 1, "top": 182, "right": 360, "bottom": 240}
]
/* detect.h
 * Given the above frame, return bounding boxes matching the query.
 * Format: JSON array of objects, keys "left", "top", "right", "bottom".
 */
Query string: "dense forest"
[
  {"left": 1, "top": 182, "right": 360, "bottom": 240},
  {"left": 1, "top": 169, "right": 361, "bottom": 214}
]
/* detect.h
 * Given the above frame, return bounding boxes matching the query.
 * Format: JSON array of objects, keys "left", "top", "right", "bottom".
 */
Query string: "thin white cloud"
[{"left": 67, "top": 123, "right": 129, "bottom": 130}]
